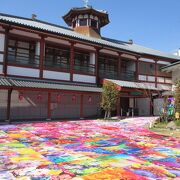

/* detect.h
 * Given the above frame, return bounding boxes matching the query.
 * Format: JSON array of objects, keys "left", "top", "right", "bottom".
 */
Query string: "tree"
[
  {"left": 101, "top": 81, "right": 119, "bottom": 119},
  {"left": 174, "top": 80, "right": 180, "bottom": 113}
]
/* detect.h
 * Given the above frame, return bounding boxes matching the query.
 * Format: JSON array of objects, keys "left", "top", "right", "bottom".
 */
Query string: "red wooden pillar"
[
  {"left": 3, "top": 27, "right": 10, "bottom": 76},
  {"left": 150, "top": 94, "right": 153, "bottom": 116},
  {"left": 136, "top": 57, "right": 139, "bottom": 81},
  {"left": 70, "top": 42, "right": 75, "bottom": 82},
  {"left": 47, "top": 92, "right": 51, "bottom": 120},
  {"left": 118, "top": 53, "right": 122, "bottom": 79},
  {"left": 80, "top": 94, "right": 84, "bottom": 119},
  {"left": 117, "top": 95, "right": 120, "bottom": 117},
  {"left": 39, "top": 35, "right": 45, "bottom": 79},
  {"left": 155, "top": 60, "right": 158, "bottom": 88},
  {"left": 7, "top": 88, "right": 12, "bottom": 123},
  {"left": 95, "top": 47, "right": 100, "bottom": 86}
]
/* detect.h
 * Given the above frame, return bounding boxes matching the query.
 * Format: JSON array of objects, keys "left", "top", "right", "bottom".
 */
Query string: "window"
[
  {"left": 99, "top": 55, "right": 118, "bottom": 78},
  {"left": 139, "top": 62, "right": 155, "bottom": 75},
  {"left": 7, "top": 38, "right": 39, "bottom": 67},
  {"left": 91, "top": 19, "right": 98, "bottom": 28},
  {"left": 45, "top": 45, "right": 70, "bottom": 70},
  {"left": 79, "top": 19, "right": 88, "bottom": 26},
  {"left": 74, "top": 51, "right": 94, "bottom": 75},
  {"left": 72, "top": 20, "right": 76, "bottom": 28}
]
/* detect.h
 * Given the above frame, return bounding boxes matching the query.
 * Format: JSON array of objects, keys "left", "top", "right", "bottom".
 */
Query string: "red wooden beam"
[
  {"left": 3, "top": 27, "right": 10, "bottom": 76},
  {"left": 118, "top": 53, "right": 122, "bottom": 79},
  {"left": 95, "top": 47, "right": 100, "bottom": 85},
  {"left": 116, "top": 95, "right": 120, "bottom": 117},
  {"left": 136, "top": 57, "right": 139, "bottom": 81},
  {"left": 70, "top": 42, "right": 75, "bottom": 82},
  {"left": 155, "top": 60, "right": 158, "bottom": 88},
  {"left": 39, "top": 36, "right": 45, "bottom": 79}
]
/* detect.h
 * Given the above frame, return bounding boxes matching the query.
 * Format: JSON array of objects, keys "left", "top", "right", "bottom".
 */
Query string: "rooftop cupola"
[{"left": 63, "top": 3, "right": 109, "bottom": 39}]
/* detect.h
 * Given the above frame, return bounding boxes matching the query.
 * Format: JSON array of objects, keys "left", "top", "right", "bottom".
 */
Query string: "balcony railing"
[
  {"left": 120, "top": 70, "right": 136, "bottom": 81},
  {"left": 73, "top": 64, "right": 95, "bottom": 75},
  {"left": 99, "top": 69, "right": 136, "bottom": 82},
  {"left": 8, "top": 51, "right": 40, "bottom": 67},
  {"left": 44, "top": 58, "right": 70, "bottom": 71}
]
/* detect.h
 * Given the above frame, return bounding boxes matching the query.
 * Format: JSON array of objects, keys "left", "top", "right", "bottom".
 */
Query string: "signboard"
[{"left": 130, "top": 92, "right": 143, "bottom": 96}]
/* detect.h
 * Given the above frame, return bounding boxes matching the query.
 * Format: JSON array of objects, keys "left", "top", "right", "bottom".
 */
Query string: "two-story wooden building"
[{"left": 0, "top": 5, "right": 179, "bottom": 122}]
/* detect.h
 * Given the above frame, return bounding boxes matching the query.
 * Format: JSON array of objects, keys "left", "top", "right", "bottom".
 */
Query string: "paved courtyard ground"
[{"left": 0, "top": 117, "right": 179, "bottom": 179}]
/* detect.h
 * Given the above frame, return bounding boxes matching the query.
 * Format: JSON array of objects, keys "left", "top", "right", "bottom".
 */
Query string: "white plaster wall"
[
  {"left": 73, "top": 74, "right": 96, "bottom": 83},
  {"left": 35, "top": 42, "right": 40, "bottom": 56},
  {"left": 136, "top": 98, "right": 150, "bottom": 116},
  {"left": 139, "top": 75, "right": 146, "bottom": 81},
  {"left": 0, "top": 64, "right": 3, "bottom": 74},
  {"left": 7, "top": 66, "right": 40, "bottom": 77},
  {"left": 100, "top": 49, "right": 118, "bottom": 56},
  {"left": 90, "top": 53, "right": 95, "bottom": 64},
  {"left": 43, "top": 70, "right": 70, "bottom": 81},
  {"left": 46, "top": 37, "right": 70, "bottom": 46},
  {"left": 157, "top": 84, "right": 172, "bottom": 91},
  {"left": 139, "top": 58, "right": 155, "bottom": 63},
  {"left": 147, "top": 76, "right": 155, "bottom": 82},
  {"left": 154, "top": 98, "right": 164, "bottom": 116},
  {"left": 121, "top": 54, "right": 136, "bottom": 60},
  {"left": 165, "top": 78, "right": 172, "bottom": 84},
  {"left": 75, "top": 43, "right": 96, "bottom": 51},
  {"left": 144, "top": 82, "right": 156, "bottom": 88},
  {"left": 0, "top": 34, "right": 5, "bottom": 52},
  {"left": 172, "top": 69, "right": 180, "bottom": 82},
  {"left": 90, "top": 52, "right": 95, "bottom": 74},
  {"left": 10, "top": 29, "right": 40, "bottom": 39},
  {"left": 157, "top": 77, "right": 165, "bottom": 83}
]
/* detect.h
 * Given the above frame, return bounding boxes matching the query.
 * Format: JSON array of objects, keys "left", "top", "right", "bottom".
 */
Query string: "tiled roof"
[
  {"left": 7, "top": 78, "right": 102, "bottom": 92},
  {"left": 0, "top": 77, "right": 12, "bottom": 86},
  {"left": 0, "top": 13, "right": 180, "bottom": 61},
  {"left": 0, "top": 77, "right": 171, "bottom": 91},
  {"left": 105, "top": 79, "right": 171, "bottom": 91},
  {"left": 161, "top": 60, "right": 180, "bottom": 72}
]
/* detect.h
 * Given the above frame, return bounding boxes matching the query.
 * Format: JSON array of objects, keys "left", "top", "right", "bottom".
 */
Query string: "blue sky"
[{"left": 1, "top": 0, "right": 180, "bottom": 53}]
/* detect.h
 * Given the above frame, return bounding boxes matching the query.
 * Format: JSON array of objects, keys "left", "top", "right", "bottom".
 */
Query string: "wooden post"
[
  {"left": 7, "top": 89, "right": 12, "bottom": 123},
  {"left": 136, "top": 57, "right": 139, "bottom": 81},
  {"left": 3, "top": 27, "right": 10, "bottom": 76},
  {"left": 39, "top": 36, "right": 45, "bottom": 79},
  {"left": 47, "top": 92, "right": 51, "bottom": 120},
  {"left": 70, "top": 42, "right": 75, "bottom": 82},
  {"left": 80, "top": 94, "right": 84, "bottom": 119},
  {"left": 117, "top": 95, "right": 120, "bottom": 117},
  {"left": 150, "top": 94, "right": 154, "bottom": 116},
  {"left": 95, "top": 47, "right": 100, "bottom": 86},
  {"left": 155, "top": 60, "right": 158, "bottom": 88},
  {"left": 118, "top": 53, "right": 122, "bottom": 80}
]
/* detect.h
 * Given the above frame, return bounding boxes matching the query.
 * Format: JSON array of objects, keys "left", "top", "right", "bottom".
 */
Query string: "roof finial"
[{"left": 83, "top": 0, "right": 89, "bottom": 7}]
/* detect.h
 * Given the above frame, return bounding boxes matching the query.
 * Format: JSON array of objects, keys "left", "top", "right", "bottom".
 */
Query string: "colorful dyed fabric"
[{"left": 0, "top": 117, "right": 179, "bottom": 179}]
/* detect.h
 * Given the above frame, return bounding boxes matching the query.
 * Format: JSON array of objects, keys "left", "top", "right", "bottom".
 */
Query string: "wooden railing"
[
  {"left": 44, "top": 58, "right": 70, "bottom": 71},
  {"left": 73, "top": 64, "right": 95, "bottom": 75},
  {"left": 8, "top": 51, "right": 40, "bottom": 67},
  {"left": 99, "top": 69, "right": 136, "bottom": 81}
]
